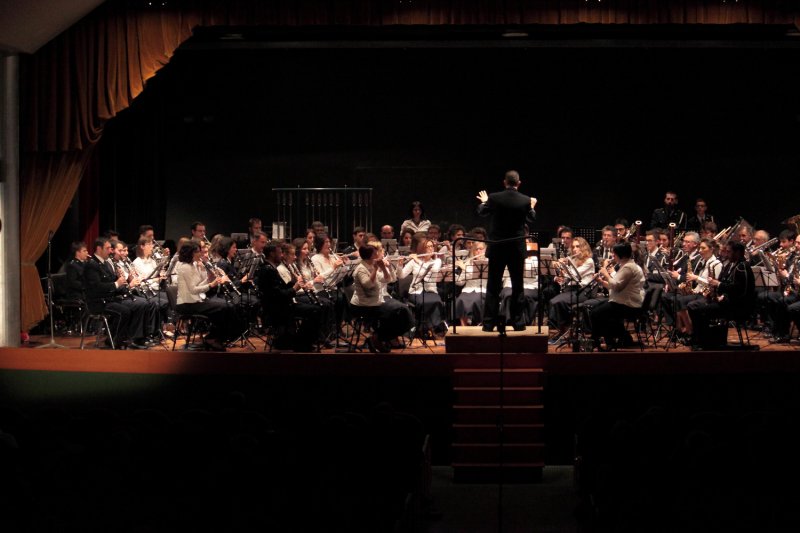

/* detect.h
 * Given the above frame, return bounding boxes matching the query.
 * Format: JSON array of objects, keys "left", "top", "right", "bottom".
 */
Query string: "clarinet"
[{"left": 290, "top": 263, "right": 321, "bottom": 305}]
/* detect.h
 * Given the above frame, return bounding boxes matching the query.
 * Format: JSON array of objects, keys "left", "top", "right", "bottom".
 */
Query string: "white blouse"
[
  {"left": 176, "top": 261, "right": 210, "bottom": 305},
  {"left": 132, "top": 256, "right": 160, "bottom": 291},
  {"left": 400, "top": 219, "right": 431, "bottom": 235}
]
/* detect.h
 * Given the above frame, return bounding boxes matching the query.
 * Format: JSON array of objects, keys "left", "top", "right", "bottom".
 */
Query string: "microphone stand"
[{"left": 36, "top": 230, "right": 67, "bottom": 349}]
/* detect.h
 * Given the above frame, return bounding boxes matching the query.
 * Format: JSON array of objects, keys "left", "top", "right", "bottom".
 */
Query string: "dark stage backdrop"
[{"left": 96, "top": 46, "right": 800, "bottom": 247}]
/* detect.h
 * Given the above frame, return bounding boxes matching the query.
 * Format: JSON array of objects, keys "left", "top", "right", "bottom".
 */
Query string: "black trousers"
[
  {"left": 483, "top": 246, "right": 525, "bottom": 328},
  {"left": 176, "top": 299, "right": 238, "bottom": 342},
  {"left": 590, "top": 301, "right": 640, "bottom": 346}
]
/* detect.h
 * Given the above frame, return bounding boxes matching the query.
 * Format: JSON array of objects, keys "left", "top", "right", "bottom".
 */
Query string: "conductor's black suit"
[{"left": 478, "top": 187, "right": 536, "bottom": 330}]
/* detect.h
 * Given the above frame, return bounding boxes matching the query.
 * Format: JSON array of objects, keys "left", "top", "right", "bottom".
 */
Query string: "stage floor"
[{"left": 16, "top": 325, "right": 799, "bottom": 356}]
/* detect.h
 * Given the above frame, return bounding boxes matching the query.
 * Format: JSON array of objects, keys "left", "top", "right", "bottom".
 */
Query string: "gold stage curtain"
[
  {"left": 20, "top": 5, "right": 199, "bottom": 330},
  {"left": 18, "top": 0, "right": 800, "bottom": 330}
]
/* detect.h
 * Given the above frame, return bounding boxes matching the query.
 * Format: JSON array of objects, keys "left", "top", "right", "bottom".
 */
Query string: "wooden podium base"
[{"left": 444, "top": 325, "right": 549, "bottom": 354}]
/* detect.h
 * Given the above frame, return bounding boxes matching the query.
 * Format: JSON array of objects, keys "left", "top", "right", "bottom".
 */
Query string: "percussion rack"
[{"left": 272, "top": 187, "right": 373, "bottom": 245}]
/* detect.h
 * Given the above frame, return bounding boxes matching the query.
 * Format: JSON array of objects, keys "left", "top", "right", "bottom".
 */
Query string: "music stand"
[
  {"left": 409, "top": 263, "right": 445, "bottom": 351},
  {"left": 381, "top": 239, "right": 398, "bottom": 255},
  {"left": 230, "top": 233, "right": 249, "bottom": 247},
  {"left": 551, "top": 260, "right": 593, "bottom": 352},
  {"left": 323, "top": 263, "right": 356, "bottom": 352},
  {"left": 753, "top": 266, "right": 779, "bottom": 290},
  {"left": 36, "top": 231, "right": 66, "bottom": 349}
]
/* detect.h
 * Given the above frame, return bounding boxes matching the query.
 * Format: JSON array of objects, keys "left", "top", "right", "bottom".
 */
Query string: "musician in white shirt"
[
  {"left": 174, "top": 241, "right": 237, "bottom": 351},
  {"left": 400, "top": 201, "right": 432, "bottom": 235},
  {"left": 399, "top": 235, "right": 445, "bottom": 336},
  {"left": 548, "top": 237, "right": 596, "bottom": 340},
  {"left": 351, "top": 244, "right": 404, "bottom": 352},
  {"left": 455, "top": 241, "right": 488, "bottom": 326},
  {"left": 590, "top": 242, "right": 645, "bottom": 350}
]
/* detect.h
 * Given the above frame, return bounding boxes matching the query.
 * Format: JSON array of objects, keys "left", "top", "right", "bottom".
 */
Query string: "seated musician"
[
  {"left": 111, "top": 239, "right": 161, "bottom": 342},
  {"left": 174, "top": 241, "right": 238, "bottom": 351},
  {"left": 212, "top": 237, "right": 245, "bottom": 292},
  {"left": 293, "top": 236, "right": 336, "bottom": 343},
  {"left": 687, "top": 198, "right": 715, "bottom": 233},
  {"left": 63, "top": 241, "right": 89, "bottom": 302},
  {"left": 399, "top": 228, "right": 415, "bottom": 250},
  {"left": 256, "top": 243, "right": 322, "bottom": 352},
  {"left": 166, "top": 237, "right": 191, "bottom": 286},
  {"left": 668, "top": 232, "right": 700, "bottom": 284},
  {"left": 447, "top": 224, "right": 467, "bottom": 254},
  {"left": 369, "top": 240, "right": 413, "bottom": 341},
  {"left": 500, "top": 241, "right": 539, "bottom": 326},
  {"left": 132, "top": 237, "right": 170, "bottom": 333},
  {"left": 236, "top": 231, "right": 267, "bottom": 302},
  {"left": 305, "top": 229, "right": 317, "bottom": 255},
  {"left": 83, "top": 238, "right": 150, "bottom": 349},
  {"left": 311, "top": 233, "right": 351, "bottom": 322},
  {"left": 700, "top": 220, "right": 718, "bottom": 241},
  {"left": 674, "top": 238, "right": 723, "bottom": 338},
  {"left": 455, "top": 241, "right": 488, "bottom": 326},
  {"left": 350, "top": 244, "right": 409, "bottom": 352},
  {"left": 614, "top": 219, "right": 629, "bottom": 244},
  {"left": 748, "top": 230, "right": 772, "bottom": 267},
  {"left": 765, "top": 232, "right": 800, "bottom": 343},
  {"left": 642, "top": 230, "right": 666, "bottom": 285},
  {"left": 590, "top": 242, "right": 645, "bottom": 350},
  {"left": 687, "top": 241, "right": 756, "bottom": 349},
  {"left": 548, "top": 237, "right": 595, "bottom": 344},
  {"left": 736, "top": 223, "right": 754, "bottom": 247},
  {"left": 595, "top": 226, "right": 617, "bottom": 262},
  {"left": 399, "top": 234, "right": 446, "bottom": 337}
]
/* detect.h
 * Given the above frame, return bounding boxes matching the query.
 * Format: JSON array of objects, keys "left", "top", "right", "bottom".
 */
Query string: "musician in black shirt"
[
  {"left": 256, "top": 243, "right": 322, "bottom": 351},
  {"left": 650, "top": 191, "right": 687, "bottom": 231}
]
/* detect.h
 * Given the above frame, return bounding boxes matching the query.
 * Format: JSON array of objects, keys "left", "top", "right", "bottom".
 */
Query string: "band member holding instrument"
[
  {"left": 84, "top": 237, "right": 150, "bottom": 349},
  {"left": 455, "top": 241, "right": 488, "bottom": 326},
  {"left": 400, "top": 201, "right": 431, "bottom": 235},
  {"left": 399, "top": 228, "right": 415, "bottom": 250},
  {"left": 175, "top": 241, "right": 237, "bottom": 351},
  {"left": 399, "top": 235, "right": 446, "bottom": 336},
  {"left": 595, "top": 226, "right": 617, "bottom": 262},
  {"left": 675, "top": 238, "right": 722, "bottom": 337},
  {"left": 687, "top": 198, "right": 715, "bottom": 233},
  {"left": 687, "top": 241, "right": 756, "bottom": 350},
  {"left": 548, "top": 237, "right": 595, "bottom": 343},
  {"left": 475, "top": 170, "right": 537, "bottom": 333},
  {"left": 132, "top": 237, "right": 170, "bottom": 335},
  {"left": 589, "top": 242, "right": 645, "bottom": 350},
  {"left": 350, "top": 244, "right": 410, "bottom": 352},
  {"left": 369, "top": 240, "right": 413, "bottom": 340},
  {"left": 765, "top": 232, "right": 800, "bottom": 343},
  {"left": 650, "top": 191, "right": 687, "bottom": 231},
  {"left": 256, "top": 243, "right": 322, "bottom": 352},
  {"left": 190, "top": 221, "right": 207, "bottom": 243}
]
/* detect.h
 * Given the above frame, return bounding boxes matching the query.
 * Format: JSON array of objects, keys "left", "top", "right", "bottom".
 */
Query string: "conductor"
[{"left": 476, "top": 170, "right": 537, "bottom": 332}]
